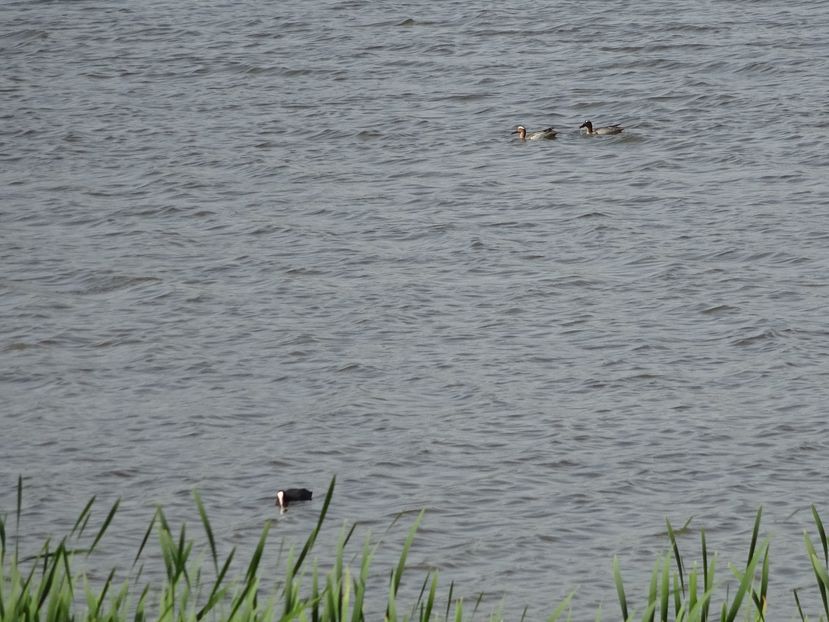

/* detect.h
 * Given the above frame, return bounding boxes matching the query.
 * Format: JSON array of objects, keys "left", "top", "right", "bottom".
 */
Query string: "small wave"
[
  {"left": 732, "top": 328, "right": 780, "bottom": 347},
  {"left": 73, "top": 275, "right": 162, "bottom": 296},
  {"left": 700, "top": 304, "right": 739, "bottom": 316}
]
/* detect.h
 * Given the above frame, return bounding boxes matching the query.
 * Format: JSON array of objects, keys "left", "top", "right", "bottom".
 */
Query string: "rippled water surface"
[{"left": 3, "top": 0, "right": 829, "bottom": 617}]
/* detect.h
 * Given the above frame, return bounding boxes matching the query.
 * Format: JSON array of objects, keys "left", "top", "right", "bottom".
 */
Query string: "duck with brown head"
[{"left": 512, "top": 125, "right": 557, "bottom": 141}]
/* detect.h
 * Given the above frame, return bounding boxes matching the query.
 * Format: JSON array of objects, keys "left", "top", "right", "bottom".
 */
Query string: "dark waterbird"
[
  {"left": 276, "top": 488, "right": 313, "bottom": 510},
  {"left": 579, "top": 120, "right": 624, "bottom": 135}
]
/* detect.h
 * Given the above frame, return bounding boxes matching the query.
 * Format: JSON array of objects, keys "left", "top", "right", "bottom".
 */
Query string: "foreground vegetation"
[{"left": 1, "top": 477, "right": 828, "bottom": 621}]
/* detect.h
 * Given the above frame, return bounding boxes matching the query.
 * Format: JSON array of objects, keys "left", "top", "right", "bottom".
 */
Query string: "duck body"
[
  {"left": 579, "top": 120, "right": 623, "bottom": 135},
  {"left": 276, "top": 488, "right": 313, "bottom": 510},
  {"left": 513, "top": 125, "right": 557, "bottom": 141}
]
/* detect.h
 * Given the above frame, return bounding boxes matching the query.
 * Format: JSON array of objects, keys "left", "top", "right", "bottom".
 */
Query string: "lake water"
[{"left": 3, "top": 0, "right": 829, "bottom": 618}]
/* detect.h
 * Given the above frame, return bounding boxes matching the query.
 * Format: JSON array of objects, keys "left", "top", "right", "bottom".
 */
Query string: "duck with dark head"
[
  {"left": 579, "top": 120, "right": 623, "bottom": 135},
  {"left": 275, "top": 488, "right": 313, "bottom": 511}
]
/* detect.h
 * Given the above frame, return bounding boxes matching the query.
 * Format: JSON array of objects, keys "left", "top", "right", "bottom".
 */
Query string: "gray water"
[{"left": 3, "top": 0, "right": 829, "bottom": 617}]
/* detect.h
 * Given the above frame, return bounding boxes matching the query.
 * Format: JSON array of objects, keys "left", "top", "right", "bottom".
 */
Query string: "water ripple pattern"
[{"left": 2, "top": 0, "right": 829, "bottom": 616}]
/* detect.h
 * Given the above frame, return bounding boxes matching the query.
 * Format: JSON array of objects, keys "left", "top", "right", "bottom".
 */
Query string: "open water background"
[{"left": 3, "top": 0, "right": 829, "bottom": 618}]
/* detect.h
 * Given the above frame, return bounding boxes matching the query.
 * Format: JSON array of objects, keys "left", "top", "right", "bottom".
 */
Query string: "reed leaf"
[
  {"left": 131, "top": 581, "right": 149, "bottom": 622},
  {"left": 69, "top": 496, "right": 96, "bottom": 540},
  {"left": 193, "top": 490, "right": 218, "bottom": 576},
  {"left": 293, "top": 475, "right": 335, "bottom": 576},
  {"left": 688, "top": 563, "right": 698, "bottom": 614},
  {"left": 666, "top": 518, "right": 686, "bottom": 597},
  {"left": 724, "top": 540, "right": 767, "bottom": 622},
  {"left": 245, "top": 520, "right": 270, "bottom": 586},
  {"left": 391, "top": 509, "right": 425, "bottom": 600},
  {"left": 15, "top": 475, "right": 22, "bottom": 565},
  {"left": 746, "top": 507, "right": 762, "bottom": 568},
  {"left": 644, "top": 559, "right": 657, "bottom": 622},
  {"left": 132, "top": 511, "right": 157, "bottom": 569},
  {"left": 809, "top": 551, "right": 829, "bottom": 620},
  {"left": 387, "top": 568, "right": 398, "bottom": 622},
  {"left": 0, "top": 510, "right": 6, "bottom": 566},
  {"left": 88, "top": 497, "right": 120, "bottom": 555},
  {"left": 804, "top": 531, "right": 829, "bottom": 620},
  {"left": 612, "top": 555, "right": 628, "bottom": 622},
  {"left": 445, "top": 580, "right": 455, "bottom": 622},
  {"left": 759, "top": 544, "right": 769, "bottom": 620},
  {"left": 197, "top": 546, "right": 235, "bottom": 619},
  {"left": 421, "top": 570, "right": 438, "bottom": 622},
  {"left": 410, "top": 570, "right": 432, "bottom": 621},
  {"left": 35, "top": 540, "right": 65, "bottom": 614},
  {"left": 792, "top": 588, "right": 805, "bottom": 622},
  {"left": 92, "top": 567, "right": 117, "bottom": 618},
  {"left": 659, "top": 556, "right": 669, "bottom": 622},
  {"left": 812, "top": 504, "right": 828, "bottom": 568},
  {"left": 472, "top": 591, "right": 485, "bottom": 618},
  {"left": 547, "top": 592, "right": 574, "bottom": 622},
  {"left": 673, "top": 573, "right": 681, "bottom": 619},
  {"left": 701, "top": 529, "right": 710, "bottom": 622},
  {"left": 341, "top": 565, "right": 352, "bottom": 621}
]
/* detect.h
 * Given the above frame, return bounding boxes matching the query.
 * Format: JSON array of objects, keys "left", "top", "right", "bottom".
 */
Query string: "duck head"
[{"left": 512, "top": 125, "right": 527, "bottom": 140}]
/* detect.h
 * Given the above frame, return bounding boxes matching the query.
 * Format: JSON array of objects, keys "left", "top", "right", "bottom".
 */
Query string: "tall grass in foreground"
[{"left": 1, "top": 476, "right": 828, "bottom": 621}]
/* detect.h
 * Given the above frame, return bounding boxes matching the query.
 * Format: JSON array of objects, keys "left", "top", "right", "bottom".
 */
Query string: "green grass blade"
[
  {"left": 746, "top": 507, "right": 762, "bottom": 567},
  {"left": 244, "top": 520, "right": 270, "bottom": 584},
  {"left": 547, "top": 592, "right": 574, "bottom": 622},
  {"left": 445, "top": 581, "right": 455, "bottom": 622},
  {"left": 293, "top": 475, "right": 335, "bottom": 575},
  {"left": 392, "top": 509, "right": 425, "bottom": 599},
  {"left": 69, "top": 496, "right": 96, "bottom": 539},
  {"left": 421, "top": 571, "right": 438, "bottom": 622},
  {"left": 792, "top": 588, "right": 806, "bottom": 622},
  {"left": 15, "top": 475, "right": 22, "bottom": 564},
  {"left": 724, "top": 541, "right": 766, "bottom": 622},
  {"left": 613, "top": 555, "right": 628, "bottom": 622},
  {"left": 644, "top": 559, "right": 657, "bottom": 622},
  {"left": 809, "top": 551, "right": 829, "bottom": 620},
  {"left": 193, "top": 490, "right": 218, "bottom": 575},
  {"left": 132, "top": 511, "right": 157, "bottom": 568},
  {"left": 387, "top": 569, "right": 397, "bottom": 622},
  {"left": 673, "top": 573, "right": 681, "bottom": 618},
  {"left": 812, "top": 504, "right": 828, "bottom": 567},
  {"left": 409, "top": 571, "right": 431, "bottom": 621},
  {"left": 701, "top": 529, "right": 710, "bottom": 622},
  {"left": 666, "top": 518, "right": 685, "bottom": 597},
  {"left": 759, "top": 544, "right": 769, "bottom": 619},
  {"left": 688, "top": 563, "right": 698, "bottom": 613},
  {"left": 0, "top": 509, "right": 5, "bottom": 566},
  {"left": 88, "top": 497, "right": 121, "bottom": 554},
  {"left": 659, "top": 557, "right": 669, "bottom": 622},
  {"left": 93, "top": 567, "right": 117, "bottom": 617},
  {"left": 472, "top": 591, "right": 485, "bottom": 617},
  {"left": 35, "top": 542, "right": 63, "bottom": 613},
  {"left": 805, "top": 531, "right": 829, "bottom": 619}
]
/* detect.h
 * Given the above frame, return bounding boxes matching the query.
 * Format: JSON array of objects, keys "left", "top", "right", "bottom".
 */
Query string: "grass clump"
[{"left": 2, "top": 475, "right": 829, "bottom": 621}]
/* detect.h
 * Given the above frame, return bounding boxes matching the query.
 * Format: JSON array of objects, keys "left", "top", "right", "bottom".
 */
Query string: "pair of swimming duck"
[{"left": 513, "top": 120, "right": 623, "bottom": 140}]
